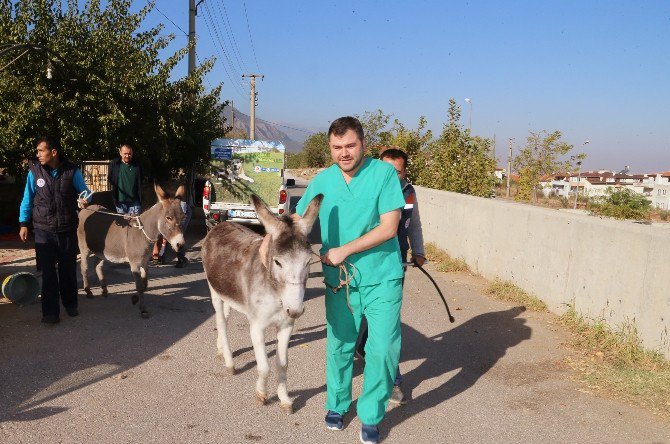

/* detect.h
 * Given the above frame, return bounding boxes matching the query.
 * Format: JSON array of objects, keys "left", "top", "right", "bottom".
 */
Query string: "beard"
[{"left": 338, "top": 155, "right": 364, "bottom": 173}]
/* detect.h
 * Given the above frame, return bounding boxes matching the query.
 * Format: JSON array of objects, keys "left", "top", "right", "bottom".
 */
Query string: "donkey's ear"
[
  {"left": 175, "top": 184, "right": 186, "bottom": 200},
  {"left": 296, "top": 194, "right": 323, "bottom": 236},
  {"left": 155, "top": 182, "right": 168, "bottom": 202},
  {"left": 251, "top": 194, "right": 281, "bottom": 237}
]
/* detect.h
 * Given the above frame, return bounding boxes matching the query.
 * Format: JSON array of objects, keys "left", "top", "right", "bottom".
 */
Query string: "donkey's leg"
[
  {"left": 210, "top": 288, "right": 235, "bottom": 374},
  {"left": 80, "top": 252, "right": 94, "bottom": 298},
  {"left": 250, "top": 321, "right": 270, "bottom": 405},
  {"left": 95, "top": 258, "right": 108, "bottom": 296},
  {"left": 223, "top": 300, "right": 231, "bottom": 319},
  {"left": 130, "top": 262, "right": 149, "bottom": 318},
  {"left": 276, "top": 321, "right": 295, "bottom": 414}
]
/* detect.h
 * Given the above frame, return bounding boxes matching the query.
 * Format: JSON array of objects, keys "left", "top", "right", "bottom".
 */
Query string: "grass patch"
[
  {"left": 484, "top": 279, "right": 548, "bottom": 312},
  {"left": 560, "top": 305, "right": 670, "bottom": 418},
  {"left": 423, "top": 243, "right": 469, "bottom": 273}
]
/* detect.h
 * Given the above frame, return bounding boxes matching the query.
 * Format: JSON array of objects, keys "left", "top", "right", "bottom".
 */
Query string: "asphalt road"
[{"left": 1, "top": 176, "right": 668, "bottom": 443}]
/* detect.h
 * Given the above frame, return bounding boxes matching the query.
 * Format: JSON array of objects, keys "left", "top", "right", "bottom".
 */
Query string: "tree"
[
  {"left": 300, "top": 131, "right": 330, "bottom": 168},
  {"left": 357, "top": 109, "right": 392, "bottom": 158},
  {"left": 0, "top": 0, "right": 226, "bottom": 179},
  {"left": 589, "top": 188, "right": 652, "bottom": 220},
  {"left": 414, "top": 99, "right": 495, "bottom": 197},
  {"left": 513, "top": 131, "right": 581, "bottom": 201},
  {"left": 383, "top": 116, "right": 432, "bottom": 183}
]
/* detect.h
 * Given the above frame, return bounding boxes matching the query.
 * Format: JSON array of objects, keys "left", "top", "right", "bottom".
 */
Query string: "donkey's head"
[
  {"left": 155, "top": 183, "right": 187, "bottom": 252},
  {"left": 252, "top": 193, "right": 323, "bottom": 319}
]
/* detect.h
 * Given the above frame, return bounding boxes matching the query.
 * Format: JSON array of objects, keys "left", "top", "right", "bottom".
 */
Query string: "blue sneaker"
[
  {"left": 360, "top": 424, "right": 379, "bottom": 444},
  {"left": 324, "top": 410, "right": 343, "bottom": 431}
]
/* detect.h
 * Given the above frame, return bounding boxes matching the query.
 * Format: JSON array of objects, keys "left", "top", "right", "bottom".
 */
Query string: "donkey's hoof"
[
  {"left": 101, "top": 288, "right": 108, "bottom": 297},
  {"left": 225, "top": 366, "right": 236, "bottom": 375},
  {"left": 131, "top": 295, "right": 139, "bottom": 305},
  {"left": 140, "top": 310, "right": 150, "bottom": 319},
  {"left": 279, "top": 403, "right": 294, "bottom": 415},
  {"left": 255, "top": 391, "right": 267, "bottom": 406},
  {"left": 85, "top": 288, "right": 93, "bottom": 299}
]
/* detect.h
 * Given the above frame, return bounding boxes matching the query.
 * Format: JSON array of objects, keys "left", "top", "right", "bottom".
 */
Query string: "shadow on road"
[
  {"left": 381, "top": 306, "right": 531, "bottom": 436},
  {"left": 0, "top": 224, "right": 212, "bottom": 423}
]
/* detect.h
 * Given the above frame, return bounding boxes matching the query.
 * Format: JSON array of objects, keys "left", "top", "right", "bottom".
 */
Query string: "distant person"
[
  {"left": 19, "top": 136, "right": 91, "bottom": 324},
  {"left": 356, "top": 147, "right": 426, "bottom": 405},
  {"left": 108, "top": 143, "right": 143, "bottom": 215}
]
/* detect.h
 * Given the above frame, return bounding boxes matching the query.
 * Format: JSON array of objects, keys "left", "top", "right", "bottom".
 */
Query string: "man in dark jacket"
[
  {"left": 19, "top": 136, "right": 91, "bottom": 324},
  {"left": 108, "top": 144, "right": 143, "bottom": 215},
  {"left": 355, "top": 147, "right": 426, "bottom": 405}
]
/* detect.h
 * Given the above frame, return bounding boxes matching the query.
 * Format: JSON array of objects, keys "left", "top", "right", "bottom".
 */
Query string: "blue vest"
[{"left": 29, "top": 161, "right": 79, "bottom": 232}]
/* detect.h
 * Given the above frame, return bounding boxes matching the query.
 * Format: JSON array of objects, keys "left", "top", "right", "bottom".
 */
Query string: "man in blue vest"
[
  {"left": 356, "top": 147, "right": 426, "bottom": 406},
  {"left": 19, "top": 136, "right": 92, "bottom": 324}
]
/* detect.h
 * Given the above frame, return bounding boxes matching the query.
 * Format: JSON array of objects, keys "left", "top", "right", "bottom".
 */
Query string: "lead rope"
[
  {"left": 311, "top": 252, "right": 358, "bottom": 313},
  {"left": 78, "top": 191, "right": 157, "bottom": 243}
]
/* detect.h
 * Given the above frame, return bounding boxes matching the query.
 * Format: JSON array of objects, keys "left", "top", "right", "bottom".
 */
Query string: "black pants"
[{"left": 34, "top": 228, "right": 78, "bottom": 317}]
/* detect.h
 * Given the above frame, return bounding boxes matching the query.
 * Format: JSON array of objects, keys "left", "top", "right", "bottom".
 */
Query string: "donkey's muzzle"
[{"left": 286, "top": 307, "right": 305, "bottom": 319}]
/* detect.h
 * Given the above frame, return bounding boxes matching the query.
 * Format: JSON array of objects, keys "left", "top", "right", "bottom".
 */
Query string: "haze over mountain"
[{"left": 220, "top": 106, "right": 308, "bottom": 153}]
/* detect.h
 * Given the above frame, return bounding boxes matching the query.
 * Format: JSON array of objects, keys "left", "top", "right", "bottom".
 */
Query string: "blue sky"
[{"left": 143, "top": 1, "right": 669, "bottom": 171}]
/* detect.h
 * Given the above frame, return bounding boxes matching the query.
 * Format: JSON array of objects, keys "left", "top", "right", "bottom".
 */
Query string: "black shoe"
[
  {"left": 175, "top": 257, "right": 188, "bottom": 268},
  {"left": 324, "top": 410, "right": 344, "bottom": 431},
  {"left": 41, "top": 315, "right": 60, "bottom": 324},
  {"left": 360, "top": 424, "right": 380, "bottom": 444},
  {"left": 65, "top": 307, "right": 79, "bottom": 317}
]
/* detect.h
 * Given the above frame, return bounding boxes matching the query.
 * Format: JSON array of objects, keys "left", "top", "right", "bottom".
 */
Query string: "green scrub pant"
[{"left": 325, "top": 278, "right": 403, "bottom": 425}]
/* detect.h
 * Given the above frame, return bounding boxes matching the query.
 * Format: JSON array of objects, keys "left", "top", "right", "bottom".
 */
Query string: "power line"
[
  {"left": 257, "top": 118, "right": 316, "bottom": 135},
  {"left": 148, "top": 1, "right": 188, "bottom": 36},
  {"left": 242, "top": 0, "right": 261, "bottom": 71},
  {"left": 214, "top": 0, "right": 249, "bottom": 75},
  {"left": 200, "top": 4, "right": 246, "bottom": 100},
  {"left": 202, "top": 2, "right": 243, "bottom": 81}
]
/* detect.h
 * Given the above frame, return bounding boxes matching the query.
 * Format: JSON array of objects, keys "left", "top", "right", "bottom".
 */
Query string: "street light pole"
[
  {"left": 464, "top": 98, "right": 472, "bottom": 132},
  {"left": 573, "top": 140, "right": 590, "bottom": 210}
]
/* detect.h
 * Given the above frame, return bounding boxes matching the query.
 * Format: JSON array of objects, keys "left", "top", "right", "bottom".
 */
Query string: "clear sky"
[{"left": 142, "top": 1, "right": 669, "bottom": 172}]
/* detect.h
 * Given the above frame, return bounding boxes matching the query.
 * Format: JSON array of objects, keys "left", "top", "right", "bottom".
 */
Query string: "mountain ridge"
[{"left": 220, "top": 106, "right": 304, "bottom": 153}]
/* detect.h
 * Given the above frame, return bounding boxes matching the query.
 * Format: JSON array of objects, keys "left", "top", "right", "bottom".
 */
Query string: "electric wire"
[
  {"left": 242, "top": 0, "right": 261, "bottom": 71},
  {"left": 148, "top": 1, "right": 188, "bottom": 36},
  {"left": 202, "top": 2, "right": 245, "bottom": 84},
  {"left": 256, "top": 118, "right": 316, "bottom": 135},
  {"left": 200, "top": 4, "right": 246, "bottom": 100},
  {"left": 214, "top": 0, "right": 249, "bottom": 75}
]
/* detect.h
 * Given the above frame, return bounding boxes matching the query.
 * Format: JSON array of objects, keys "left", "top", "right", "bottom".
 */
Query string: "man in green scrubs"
[{"left": 295, "top": 116, "right": 405, "bottom": 444}]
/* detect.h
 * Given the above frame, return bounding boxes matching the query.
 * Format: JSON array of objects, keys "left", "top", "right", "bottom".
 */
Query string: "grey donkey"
[{"left": 77, "top": 183, "right": 186, "bottom": 318}]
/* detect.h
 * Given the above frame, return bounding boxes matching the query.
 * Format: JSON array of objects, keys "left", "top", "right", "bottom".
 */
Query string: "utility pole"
[
  {"left": 231, "top": 100, "right": 235, "bottom": 132},
  {"left": 243, "top": 74, "right": 264, "bottom": 139},
  {"left": 188, "top": 1, "right": 205, "bottom": 75},
  {"left": 506, "top": 138, "right": 514, "bottom": 198}
]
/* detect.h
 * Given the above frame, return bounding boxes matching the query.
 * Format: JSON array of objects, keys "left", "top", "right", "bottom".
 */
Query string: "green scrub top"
[{"left": 296, "top": 157, "right": 405, "bottom": 287}]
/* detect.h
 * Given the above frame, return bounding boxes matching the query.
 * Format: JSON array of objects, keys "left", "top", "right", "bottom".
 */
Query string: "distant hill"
[{"left": 220, "top": 106, "right": 303, "bottom": 153}]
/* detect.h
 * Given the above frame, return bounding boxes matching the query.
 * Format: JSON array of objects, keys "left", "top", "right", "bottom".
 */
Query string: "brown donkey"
[
  {"left": 202, "top": 193, "right": 322, "bottom": 413},
  {"left": 77, "top": 184, "right": 186, "bottom": 318}
]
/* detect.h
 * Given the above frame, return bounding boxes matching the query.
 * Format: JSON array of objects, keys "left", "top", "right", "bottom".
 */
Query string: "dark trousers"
[{"left": 34, "top": 228, "right": 78, "bottom": 317}]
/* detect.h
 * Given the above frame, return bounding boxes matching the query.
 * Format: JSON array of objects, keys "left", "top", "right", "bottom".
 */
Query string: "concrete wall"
[{"left": 415, "top": 186, "right": 670, "bottom": 358}]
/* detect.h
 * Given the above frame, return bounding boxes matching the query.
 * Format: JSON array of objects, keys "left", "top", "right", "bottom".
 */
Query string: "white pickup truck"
[{"left": 202, "top": 138, "right": 294, "bottom": 230}]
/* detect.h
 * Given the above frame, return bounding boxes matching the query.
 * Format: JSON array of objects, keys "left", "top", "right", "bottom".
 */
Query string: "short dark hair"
[
  {"left": 379, "top": 147, "right": 408, "bottom": 168},
  {"left": 119, "top": 143, "right": 134, "bottom": 151},
  {"left": 328, "top": 116, "right": 364, "bottom": 142},
  {"left": 36, "top": 136, "right": 62, "bottom": 154}
]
